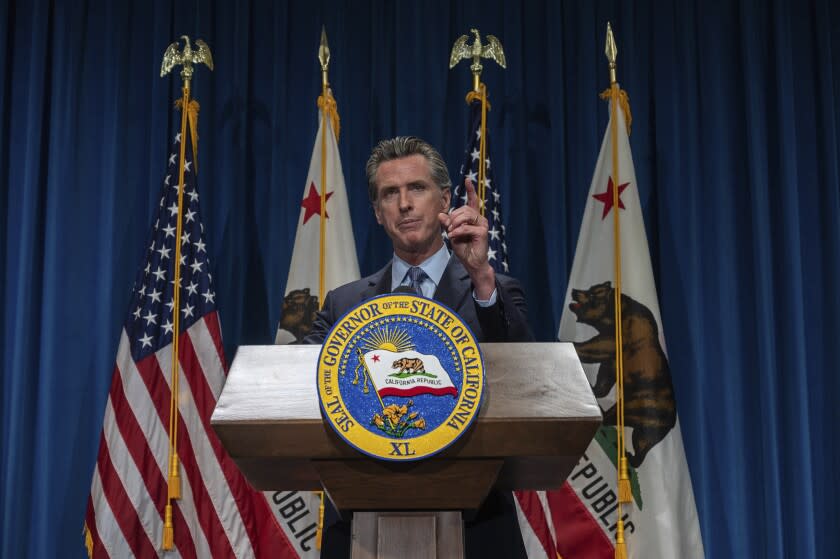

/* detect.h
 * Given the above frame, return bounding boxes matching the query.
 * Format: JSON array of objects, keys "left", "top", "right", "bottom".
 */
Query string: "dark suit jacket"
[
  {"left": 304, "top": 257, "right": 534, "bottom": 344},
  {"left": 308, "top": 256, "right": 533, "bottom": 559}
]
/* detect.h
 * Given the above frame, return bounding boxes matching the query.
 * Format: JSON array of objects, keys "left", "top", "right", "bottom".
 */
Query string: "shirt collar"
[{"left": 391, "top": 243, "right": 451, "bottom": 291}]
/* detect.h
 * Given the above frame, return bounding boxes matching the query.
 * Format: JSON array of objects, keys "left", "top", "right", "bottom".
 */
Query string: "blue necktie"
[{"left": 407, "top": 266, "right": 426, "bottom": 296}]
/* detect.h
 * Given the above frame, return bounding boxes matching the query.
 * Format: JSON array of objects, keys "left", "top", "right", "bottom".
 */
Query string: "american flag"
[
  {"left": 452, "top": 98, "right": 510, "bottom": 273},
  {"left": 84, "top": 127, "right": 296, "bottom": 557}
]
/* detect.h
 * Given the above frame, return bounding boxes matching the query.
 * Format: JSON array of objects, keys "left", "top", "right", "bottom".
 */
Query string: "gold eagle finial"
[
  {"left": 161, "top": 36, "right": 214, "bottom": 84},
  {"left": 449, "top": 28, "right": 506, "bottom": 91}
]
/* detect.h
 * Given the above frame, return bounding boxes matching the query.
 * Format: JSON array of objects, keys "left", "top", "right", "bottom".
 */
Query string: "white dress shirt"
[{"left": 391, "top": 244, "right": 497, "bottom": 306}]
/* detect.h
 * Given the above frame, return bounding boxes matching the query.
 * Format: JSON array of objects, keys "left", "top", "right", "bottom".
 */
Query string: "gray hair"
[{"left": 365, "top": 136, "right": 452, "bottom": 203}]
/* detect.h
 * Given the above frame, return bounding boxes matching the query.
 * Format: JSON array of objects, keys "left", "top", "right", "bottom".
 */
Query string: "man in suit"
[
  {"left": 305, "top": 135, "right": 533, "bottom": 345},
  {"left": 309, "top": 136, "right": 533, "bottom": 558}
]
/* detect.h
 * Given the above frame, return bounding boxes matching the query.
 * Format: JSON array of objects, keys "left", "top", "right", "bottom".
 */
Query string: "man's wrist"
[
  {"left": 473, "top": 287, "right": 498, "bottom": 307},
  {"left": 470, "top": 264, "right": 496, "bottom": 300}
]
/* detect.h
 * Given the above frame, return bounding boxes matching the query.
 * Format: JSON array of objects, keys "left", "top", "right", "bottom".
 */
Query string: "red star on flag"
[
  {"left": 593, "top": 177, "right": 630, "bottom": 219},
  {"left": 372, "top": 354, "right": 380, "bottom": 363},
  {"left": 301, "top": 182, "right": 334, "bottom": 224}
]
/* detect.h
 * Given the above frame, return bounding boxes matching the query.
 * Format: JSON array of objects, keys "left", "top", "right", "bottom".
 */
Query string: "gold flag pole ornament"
[
  {"left": 159, "top": 35, "right": 213, "bottom": 551},
  {"left": 449, "top": 29, "right": 506, "bottom": 217},
  {"left": 600, "top": 22, "right": 634, "bottom": 559}
]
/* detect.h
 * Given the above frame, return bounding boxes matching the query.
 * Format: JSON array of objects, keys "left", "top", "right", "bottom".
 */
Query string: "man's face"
[{"left": 373, "top": 154, "right": 451, "bottom": 261}]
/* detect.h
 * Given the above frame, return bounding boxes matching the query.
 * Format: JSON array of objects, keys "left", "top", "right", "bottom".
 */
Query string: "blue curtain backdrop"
[{"left": 2, "top": 0, "right": 839, "bottom": 557}]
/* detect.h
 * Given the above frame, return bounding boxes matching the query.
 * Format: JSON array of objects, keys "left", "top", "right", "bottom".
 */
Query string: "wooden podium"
[{"left": 211, "top": 343, "right": 601, "bottom": 558}]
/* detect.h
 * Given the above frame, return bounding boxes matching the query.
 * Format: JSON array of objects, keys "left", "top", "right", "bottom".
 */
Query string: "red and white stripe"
[
  {"left": 514, "top": 490, "right": 556, "bottom": 559},
  {"left": 85, "top": 313, "right": 298, "bottom": 558},
  {"left": 515, "top": 486, "right": 615, "bottom": 559}
]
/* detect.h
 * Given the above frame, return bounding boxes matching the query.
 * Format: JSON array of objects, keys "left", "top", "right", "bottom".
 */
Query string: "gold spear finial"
[
  {"left": 318, "top": 26, "right": 330, "bottom": 90},
  {"left": 449, "top": 28, "right": 506, "bottom": 92},
  {"left": 605, "top": 22, "right": 617, "bottom": 85}
]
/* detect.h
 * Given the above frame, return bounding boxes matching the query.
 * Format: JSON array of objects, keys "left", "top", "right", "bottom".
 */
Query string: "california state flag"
[
  {"left": 362, "top": 350, "right": 458, "bottom": 398},
  {"left": 269, "top": 91, "right": 360, "bottom": 557},
  {"left": 275, "top": 91, "right": 360, "bottom": 345},
  {"left": 514, "top": 95, "right": 705, "bottom": 558}
]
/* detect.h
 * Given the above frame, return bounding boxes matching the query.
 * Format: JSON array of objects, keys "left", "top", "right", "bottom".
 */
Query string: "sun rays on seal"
[{"left": 361, "top": 323, "right": 414, "bottom": 353}]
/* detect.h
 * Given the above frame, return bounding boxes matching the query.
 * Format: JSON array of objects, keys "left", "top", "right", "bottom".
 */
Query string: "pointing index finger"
[{"left": 465, "top": 179, "right": 479, "bottom": 211}]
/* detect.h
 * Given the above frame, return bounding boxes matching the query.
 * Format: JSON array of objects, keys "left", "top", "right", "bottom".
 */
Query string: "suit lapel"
[
  {"left": 433, "top": 258, "right": 472, "bottom": 315},
  {"left": 362, "top": 261, "right": 392, "bottom": 300}
]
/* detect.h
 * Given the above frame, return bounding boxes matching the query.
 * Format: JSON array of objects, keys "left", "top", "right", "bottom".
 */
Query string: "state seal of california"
[{"left": 317, "top": 293, "right": 485, "bottom": 461}]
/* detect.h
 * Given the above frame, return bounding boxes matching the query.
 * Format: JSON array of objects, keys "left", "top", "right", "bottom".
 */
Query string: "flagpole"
[
  {"left": 450, "top": 28, "right": 506, "bottom": 218},
  {"left": 159, "top": 35, "right": 213, "bottom": 551},
  {"left": 603, "top": 22, "right": 632, "bottom": 559},
  {"left": 478, "top": 83, "right": 488, "bottom": 216},
  {"left": 314, "top": 28, "right": 335, "bottom": 550},
  {"left": 355, "top": 348, "right": 387, "bottom": 411},
  {"left": 463, "top": 83, "right": 490, "bottom": 217},
  {"left": 167, "top": 49, "right": 190, "bottom": 555},
  {"left": 317, "top": 29, "right": 331, "bottom": 312}
]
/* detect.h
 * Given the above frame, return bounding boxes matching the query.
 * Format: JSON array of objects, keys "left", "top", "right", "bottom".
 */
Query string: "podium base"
[{"left": 350, "top": 511, "right": 463, "bottom": 559}]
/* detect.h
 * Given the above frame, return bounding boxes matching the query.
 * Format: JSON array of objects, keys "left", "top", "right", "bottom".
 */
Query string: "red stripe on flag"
[
  {"left": 111, "top": 360, "right": 199, "bottom": 558},
  {"left": 89, "top": 357, "right": 199, "bottom": 557},
  {"left": 251, "top": 495, "right": 299, "bottom": 559},
  {"left": 547, "top": 483, "right": 615, "bottom": 559},
  {"left": 180, "top": 322, "right": 296, "bottom": 556},
  {"left": 514, "top": 490, "right": 558, "bottom": 558},
  {"left": 173, "top": 392, "right": 238, "bottom": 557},
  {"left": 177, "top": 325, "right": 221, "bottom": 433},
  {"left": 108, "top": 365, "right": 165, "bottom": 517},
  {"left": 95, "top": 431, "right": 158, "bottom": 558},
  {"left": 179, "top": 328, "right": 259, "bottom": 551},
  {"left": 170, "top": 501, "right": 199, "bottom": 559},
  {"left": 133, "top": 349, "right": 174, "bottom": 429},
  {"left": 138, "top": 352, "right": 239, "bottom": 557},
  {"left": 378, "top": 386, "right": 459, "bottom": 398},
  {"left": 85, "top": 495, "right": 107, "bottom": 559},
  {"left": 203, "top": 311, "right": 228, "bottom": 372}
]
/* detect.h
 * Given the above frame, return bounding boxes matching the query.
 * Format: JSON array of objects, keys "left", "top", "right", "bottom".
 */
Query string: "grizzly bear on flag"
[{"left": 569, "top": 281, "right": 677, "bottom": 468}]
